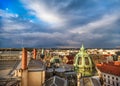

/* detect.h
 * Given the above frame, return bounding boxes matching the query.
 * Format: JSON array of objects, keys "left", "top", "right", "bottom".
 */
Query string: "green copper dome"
[
  {"left": 50, "top": 56, "right": 62, "bottom": 63},
  {"left": 74, "top": 44, "right": 95, "bottom": 77}
]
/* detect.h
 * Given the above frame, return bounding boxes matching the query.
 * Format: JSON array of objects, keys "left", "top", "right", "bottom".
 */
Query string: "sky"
[{"left": 0, "top": 0, "right": 120, "bottom": 48}]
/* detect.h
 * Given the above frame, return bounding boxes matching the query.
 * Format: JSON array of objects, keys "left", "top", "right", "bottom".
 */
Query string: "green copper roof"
[
  {"left": 50, "top": 56, "right": 62, "bottom": 63},
  {"left": 74, "top": 44, "right": 95, "bottom": 77}
]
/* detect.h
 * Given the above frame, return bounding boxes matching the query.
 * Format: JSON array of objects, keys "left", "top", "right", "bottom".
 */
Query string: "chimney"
[
  {"left": 22, "top": 48, "right": 27, "bottom": 70},
  {"left": 33, "top": 49, "right": 37, "bottom": 59}
]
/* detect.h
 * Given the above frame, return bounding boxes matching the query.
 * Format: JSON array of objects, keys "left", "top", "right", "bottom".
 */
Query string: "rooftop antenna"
[
  {"left": 21, "top": 39, "right": 24, "bottom": 48},
  {"left": 79, "top": 40, "right": 84, "bottom": 51},
  {"left": 81, "top": 40, "right": 84, "bottom": 46}
]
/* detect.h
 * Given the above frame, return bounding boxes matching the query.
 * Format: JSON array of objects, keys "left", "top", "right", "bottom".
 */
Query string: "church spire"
[
  {"left": 79, "top": 44, "right": 84, "bottom": 53},
  {"left": 41, "top": 48, "right": 44, "bottom": 55},
  {"left": 80, "top": 44, "right": 84, "bottom": 51}
]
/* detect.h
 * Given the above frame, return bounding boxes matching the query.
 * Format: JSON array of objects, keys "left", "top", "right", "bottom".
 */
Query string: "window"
[
  {"left": 78, "top": 57, "right": 82, "bottom": 65},
  {"left": 112, "top": 77, "right": 114, "bottom": 79},
  {"left": 55, "top": 59, "right": 60, "bottom": 63},
  {"left": 85, "top": 57, "right": 89, "bottom": 65},
  {"left": 108, "top": 79, "right": 110, "bottom": 84},
  {"left": 104, "top": 78, "right": 106, "bottom": 82},
  {"left": 117, "top": 83, "right": 119, "bottom": 86},
  {"left": 113, "top": 81, "right": 114, "bottom": 85},
  {"left": 104, "top": 75, "right": 106, "bottom": 77},
  {"left": 116, "top": 78, "right": 118, "bottom": 80}
]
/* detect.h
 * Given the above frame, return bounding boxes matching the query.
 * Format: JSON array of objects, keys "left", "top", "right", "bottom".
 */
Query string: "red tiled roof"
[
  {"left": 96, "top": 61, "right": 120, "bottom": 76},
  {"left": 66, "top": 55, "right": 74, "bottom": 64},
  {"left": 114, "top": 61, "right": 120, "bottom": 66}
]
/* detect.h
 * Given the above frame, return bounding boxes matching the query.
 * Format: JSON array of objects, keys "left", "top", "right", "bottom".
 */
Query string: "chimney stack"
[
  {"left": 22, "top": 48, "right": 27, "bottom": 70},
  {"left": 33, "top": 49, "right": 37, "bottom": 59}
]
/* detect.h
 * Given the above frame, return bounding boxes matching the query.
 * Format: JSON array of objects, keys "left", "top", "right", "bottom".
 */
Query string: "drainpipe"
[{"left": 33, "top": 49, "right": 37, "bottom": 59}]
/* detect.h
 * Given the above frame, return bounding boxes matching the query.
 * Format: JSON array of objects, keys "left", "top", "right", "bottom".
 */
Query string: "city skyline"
[{"left": 0, "top": 0, "right": 120, "bottom": 48}]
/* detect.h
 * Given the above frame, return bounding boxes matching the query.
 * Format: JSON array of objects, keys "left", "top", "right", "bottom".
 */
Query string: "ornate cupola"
[{"left": 74, "top": 44, "right": 95, "bottom": 77}]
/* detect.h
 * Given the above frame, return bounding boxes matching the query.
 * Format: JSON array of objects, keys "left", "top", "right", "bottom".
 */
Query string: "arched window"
[
  {"left": 77, "top": 57, "right": 82, "bottom": 65},
  {"left": 85, "top": 57, "right": 89, "bottom": 65},
  {"left": 54, "top": 59, "right": 60, "bottom": 63}
]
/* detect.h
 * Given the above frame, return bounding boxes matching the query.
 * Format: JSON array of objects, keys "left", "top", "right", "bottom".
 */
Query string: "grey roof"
[
  {"left": 28, "top": 59, "right": 46, "bottom": 71},
  {"left": 43, "top": 76, "right": 67, "bottom": 86},
  {"left": 0, "top": 60, "right": 20, "bottom": 78},
  {"left": 80, "top": 77, "right": 101, "bottom": 86},
  {"left": 0, "top": 78, "right": 20, "bottom": 86},
  {"left": 1, "top": 51, "right": 20, "bottom": 54},
  {"left": 91, "top": 76, "right": 101, "bottom": 86}
]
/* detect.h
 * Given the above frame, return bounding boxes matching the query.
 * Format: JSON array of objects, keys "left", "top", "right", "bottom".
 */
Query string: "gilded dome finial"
[{"left": 79, "top": 44, "right": 84, "bottom": 52}]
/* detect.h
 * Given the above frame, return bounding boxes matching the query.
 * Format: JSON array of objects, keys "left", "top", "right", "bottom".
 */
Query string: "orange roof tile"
[{"left": 96, "top": 62, "right": 120, "bottom": 76}]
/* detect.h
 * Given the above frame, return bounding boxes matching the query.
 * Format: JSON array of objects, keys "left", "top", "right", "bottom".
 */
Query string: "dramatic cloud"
[
  {"left": 70, "top": 13, "right": 120, "bottom": 34},
  {"left": 0, "top": 0, "right": 120, "bottom": 48},
  {"left": 21, "top": 0, "right": 67, "bottom": 26}
]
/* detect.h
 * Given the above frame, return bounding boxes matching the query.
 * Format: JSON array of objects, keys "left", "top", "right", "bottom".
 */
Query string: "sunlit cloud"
[
  {"left": 0, "top": 9, "right": 18, "bottom": 18},
  {"left": 21, "top": 0, "right": 66, "bottom": 26},
  {"left": 0, "top": 9, "right": 31, "bottom": 32},
  {"left": 70, "top": 13, "right": 120, "bottom": 34}
]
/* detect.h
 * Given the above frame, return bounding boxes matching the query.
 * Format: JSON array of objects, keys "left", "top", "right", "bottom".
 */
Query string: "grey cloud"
[{"left": 1, "top": 0, "right": 120, "bottom": 48}]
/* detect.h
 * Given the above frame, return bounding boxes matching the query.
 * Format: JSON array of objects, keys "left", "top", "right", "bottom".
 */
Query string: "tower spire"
[
  {"left": 41, "top": 48, "right": 44, "bottom": 55},
  {"left": 80, "top": 44, "right": 84, "bottom": 51}
]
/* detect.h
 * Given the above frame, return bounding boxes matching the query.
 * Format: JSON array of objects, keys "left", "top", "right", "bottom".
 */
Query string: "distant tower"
[
  {"left": 40, "top": 48, "right": 45, "bottom": 59},
  {"left": 74, "top": 44, "right": 95, "bottom": 77}
]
